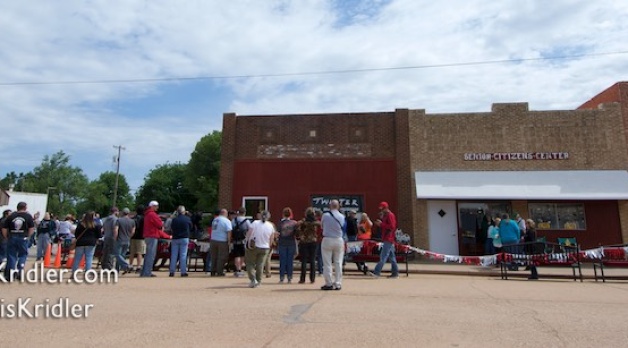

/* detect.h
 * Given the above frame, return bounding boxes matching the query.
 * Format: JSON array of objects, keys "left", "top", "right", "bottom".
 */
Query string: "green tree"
[
  {"left": 77, "top": 172, "right": 134, "bottom": 216},
  {"left": 185, "top": 131, "right": 221, "bottom": 211},
  {"left": 10, "top": 151, "right": 88, "bottom": 215},
  {"left": 136, "top": 163, "right": 194, "bottom": 213},
  {"left": 0, "top": 171, "right": 28, "bottom": 191}
]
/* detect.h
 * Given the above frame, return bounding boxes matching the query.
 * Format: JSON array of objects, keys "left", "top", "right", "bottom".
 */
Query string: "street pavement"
[{"left": 2, "top": 259, "right": 627, "bottom": 347}]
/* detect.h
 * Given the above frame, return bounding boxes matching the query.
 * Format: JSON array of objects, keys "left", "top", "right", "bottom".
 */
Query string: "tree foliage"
[
  {"left": 76, "top": 171, "right": 133, "bottom": 216},
  {"left": 135, "top": 163, "right": 194, "bottom": 213},
  {"left": 185, "top": 131, "right": 221, "bottom": 211},
  {"left": 1, "top": 130, "right": 223, "bottom": 216},
  {"left": 1, "top": 151, "right": 88, "bottom": 216}
]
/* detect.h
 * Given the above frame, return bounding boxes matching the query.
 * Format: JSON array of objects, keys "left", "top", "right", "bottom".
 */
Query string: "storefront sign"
[
  {"left": 311, "top": 195, "right": 363, "bottom": 213},
  {"left": 463, "top": 152, "right": 569, "bottom": 161}
]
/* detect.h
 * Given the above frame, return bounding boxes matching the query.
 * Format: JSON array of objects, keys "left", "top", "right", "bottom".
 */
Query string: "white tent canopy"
[{"left": 415, "top": 170, "right": 628, "bottom": 200}]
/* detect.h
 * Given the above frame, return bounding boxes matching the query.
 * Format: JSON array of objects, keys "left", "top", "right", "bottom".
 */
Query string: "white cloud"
[{"left": 1, "top": 0, "right": 627, "bottom": 193}]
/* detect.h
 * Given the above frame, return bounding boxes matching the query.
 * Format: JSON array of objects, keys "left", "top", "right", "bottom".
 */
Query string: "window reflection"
[{"left": 528, "top": 203, "right": 586, "bottom": 230}]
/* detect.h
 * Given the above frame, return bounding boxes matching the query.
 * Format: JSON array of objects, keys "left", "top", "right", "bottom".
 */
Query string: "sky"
[{"left": 1, "top": 0, "right": 627, "bottom": 194}]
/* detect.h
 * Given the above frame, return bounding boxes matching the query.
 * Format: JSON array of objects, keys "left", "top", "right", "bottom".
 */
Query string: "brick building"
[{"left": 219, "top": 82, "right": 628, "bottom": 254}]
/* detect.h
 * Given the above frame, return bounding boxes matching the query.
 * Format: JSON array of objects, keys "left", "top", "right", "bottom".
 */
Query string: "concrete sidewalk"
[{"left": 344, "top": 259, "right": 628, "bottom": 281}]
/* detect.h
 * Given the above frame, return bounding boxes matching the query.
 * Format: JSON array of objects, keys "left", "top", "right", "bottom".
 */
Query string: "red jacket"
[
  {"left": 380, "top": 211, "right": 397, "bottom": 243},
  {"left": 143, "top": 208, "right": 170, "bottom": 239}
]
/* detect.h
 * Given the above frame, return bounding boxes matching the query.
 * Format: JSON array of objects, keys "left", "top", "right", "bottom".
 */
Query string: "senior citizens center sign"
[{"left": 464, "top": 152, "right": 569, "bottom": 161}]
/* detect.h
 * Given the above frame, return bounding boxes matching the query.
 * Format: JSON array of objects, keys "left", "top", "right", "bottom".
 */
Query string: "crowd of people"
[
  {"left": 484, "top": 213, "right": 539, "bottom": 280},
  {"left": 1, "top": 199, "right": 401, "bottom": 289}
]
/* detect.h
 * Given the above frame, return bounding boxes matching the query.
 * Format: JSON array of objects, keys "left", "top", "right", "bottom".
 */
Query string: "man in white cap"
[{"left": 140, "top": 201, "right": 172, "bottom": 277}]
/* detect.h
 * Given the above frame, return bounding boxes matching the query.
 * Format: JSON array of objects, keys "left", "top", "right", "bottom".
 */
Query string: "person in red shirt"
[
  {"left": 140, "top": 201, "right": 172, "bottom": 277},
  {"left": 368, "top": 202, "right": 399, "bottom": 279}
]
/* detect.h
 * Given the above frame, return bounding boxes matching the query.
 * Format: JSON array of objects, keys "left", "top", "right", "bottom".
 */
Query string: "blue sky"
[{"left": 1, "top": 0, "right": 627, "bottom": 195}]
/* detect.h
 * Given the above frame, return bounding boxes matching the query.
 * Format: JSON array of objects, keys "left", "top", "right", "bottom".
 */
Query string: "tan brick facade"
[
  {"left": 407, "top": 102, "right": 628, "bottom": 249},
  {"left": 409, "top": 102, "right": 627, "bottom": 172}
]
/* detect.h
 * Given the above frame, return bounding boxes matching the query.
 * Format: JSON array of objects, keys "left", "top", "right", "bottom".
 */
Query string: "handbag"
[{"left": 70, "top": 225, "right": 88, "bottom": 250}]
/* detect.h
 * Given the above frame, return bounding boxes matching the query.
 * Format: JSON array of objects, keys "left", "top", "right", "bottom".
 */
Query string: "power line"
[{"left": 1, "top": 49, "right": 627, "bottom": 87}]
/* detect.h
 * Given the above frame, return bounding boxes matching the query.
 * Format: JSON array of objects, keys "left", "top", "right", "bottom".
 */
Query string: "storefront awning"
[{"left": 415, "top": 170, "right": 628, "bottom": 200}]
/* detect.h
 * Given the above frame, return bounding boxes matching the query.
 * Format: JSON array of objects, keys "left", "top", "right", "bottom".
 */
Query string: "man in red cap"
[{"left": 369, "top": 202, "right": 399, "bottom": 279}]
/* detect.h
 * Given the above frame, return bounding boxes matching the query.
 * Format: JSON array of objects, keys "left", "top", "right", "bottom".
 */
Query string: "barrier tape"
[{"left": 346, "top": 241, "right": 628, "bottom": 267}]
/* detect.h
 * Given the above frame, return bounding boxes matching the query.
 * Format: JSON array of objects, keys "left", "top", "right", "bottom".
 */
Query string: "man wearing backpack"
[{"left": 231, "top": 207, "right": 251, "bottom": 277}]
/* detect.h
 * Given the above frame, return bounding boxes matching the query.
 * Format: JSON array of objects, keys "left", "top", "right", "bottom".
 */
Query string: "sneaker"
[
  {"left": 181, "top": 273, "right": 188, "bottom": 277},
  {"left": 333, "top": 284, "right": 342, "bottom": 291},
  {"left": 362, "top": 265, "right": 369, "bottom": 275},
  {"left": 279, "top": 279, "right": 284, "bottom": 283},
  {"left": 249, "top": 280, "right": 258, "bottom": 288},
  {"left": 387, "top": 274, "right": 399, "bottom": 279},
  {"left": 287, "top": 279, "right": 292, "bottom": 284},
  {"left": 169, "top": 273, "right": 174, "bottom": 277},
  {"left": 368, "top": 272, "right": 380, "bottom": 278},
  {"left": 320, "top": 285, "right": 334, "bottom": 291},
  {"left": 298, "top": 280, "right": 306, "bottom": 284},
  {"left": 528, "top": 276, "right": 539, "bottom": 280}
]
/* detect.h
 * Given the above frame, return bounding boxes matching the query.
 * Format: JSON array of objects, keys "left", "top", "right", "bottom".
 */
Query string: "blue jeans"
[
  {"left": 5, "top": 235, "right": 29, "bottom": 281},
  {"left": 73, "top": 245, "right": 96, "bottom": 272},
  {"left": 373, "top": 241, "right": 399, "bottom": 276},
  {"left": 141, "top": 238, "right": 158, "bottom": 277},
  {"left": 484, "top": 238, "right": 495, "bottom": 255},
  {"left": 169, "top": 238, "right": 189, "bottom": 274},
  {"left": 1, "top": 238, "right": 8, "bottom": 262},
  {"left": 278, "top": 243, "right": 296, "bottom": 281},
  {"left": 114, "top": 241, "right": 130, "bottom": 271},
  {"left": 36, "top": 233, "right": 51, "bottom": 260}
]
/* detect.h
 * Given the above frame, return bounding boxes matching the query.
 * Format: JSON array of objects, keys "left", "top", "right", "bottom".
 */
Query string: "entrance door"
[{"left": 428, "top": 201, "right": 459, "bottom": 255}]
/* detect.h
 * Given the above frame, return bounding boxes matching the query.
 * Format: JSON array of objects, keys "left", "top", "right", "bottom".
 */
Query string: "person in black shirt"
[
  {"left": 0, "top": 209, "right": 12, "bottom": 267},
  {"left": 2, "top": 202, "right": 35, "bottom": 281},
  {"left": 72, "top": 211, "right": 102, "bottom": 273},
  {"left": 169, "top": 206, "right": 193, "bottom": 277},
  {"left": 36, "top": 212, "right": 56, "bottom": 261},
  {"left": 345, "top": 210, "right": 358, "bottom": 242},
  {"left": 129, "top": 205, "right": 145, "bottom": 273}
]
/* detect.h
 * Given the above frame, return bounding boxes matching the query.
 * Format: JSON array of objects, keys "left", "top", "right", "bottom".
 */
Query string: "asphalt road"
[{"left": 1, "top": 266, "right": 627, "bottom": 347}]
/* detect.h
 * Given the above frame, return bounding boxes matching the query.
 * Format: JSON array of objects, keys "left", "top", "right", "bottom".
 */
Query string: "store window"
[
  {"left": 241, "top": 196, "right": 268, "bottom": 219},
  {"left": 528, "top": 203, "right": 586, "bottom": 230},
  {"left": 458, "top": 202, "right": 512, "bottom": 238}
]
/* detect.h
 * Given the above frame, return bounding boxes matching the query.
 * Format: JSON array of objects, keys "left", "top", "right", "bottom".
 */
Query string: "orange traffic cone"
[
  {"left": 65, "top": 248, "right": 75, "bottom": 269},
  {"left": 52, "top": 241, "right": 62, "bottom": 269},
  {"left": 43, "top": 243, "right": 52, "bottom": 267},
  {"left": 79, "top": 257, "right": 85, "bottom": 269}
]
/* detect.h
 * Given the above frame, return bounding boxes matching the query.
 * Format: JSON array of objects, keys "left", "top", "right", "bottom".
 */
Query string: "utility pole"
[{"left": 112, "top": 145, "right": 126, "bottom": 208}]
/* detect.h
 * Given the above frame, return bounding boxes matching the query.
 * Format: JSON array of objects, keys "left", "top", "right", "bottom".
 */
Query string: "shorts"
[
  {"left": 129, "top": 239, "right": 146, "bottom": 255},
  {"left": 231, "top": 243, "right": 245, "bottom": 257}
]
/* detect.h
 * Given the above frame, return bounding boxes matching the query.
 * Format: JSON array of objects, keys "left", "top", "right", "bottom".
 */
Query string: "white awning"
[{"left": 415, "top": 170, "right": 628, "bottom": 200}]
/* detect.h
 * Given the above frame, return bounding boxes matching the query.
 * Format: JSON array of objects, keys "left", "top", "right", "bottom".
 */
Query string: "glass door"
[{"left": 457, "top": 202, "right": 512, "bottom": 255}]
